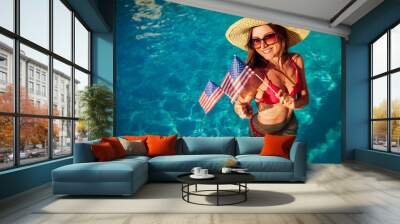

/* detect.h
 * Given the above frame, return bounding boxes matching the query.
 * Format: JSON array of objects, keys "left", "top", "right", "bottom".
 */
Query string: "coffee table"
[{"left": 177, "top": 172, "right": 255, "bottom": 206}]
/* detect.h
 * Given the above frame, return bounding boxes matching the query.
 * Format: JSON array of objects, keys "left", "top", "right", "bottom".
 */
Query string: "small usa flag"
[
  {"left": 199, "top": 81, "right": 224, "bottom": 114},
  {"left": 221, "top": 55, "right": 255, "bottom": 103}
]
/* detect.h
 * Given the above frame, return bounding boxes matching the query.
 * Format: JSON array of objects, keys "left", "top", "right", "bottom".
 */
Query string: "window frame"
[
  {"left": 0, "top": 0, "right": 92, "bottom": 171},
  {"left": 369, "top": 20, "right": 400, "bottom": 154}
]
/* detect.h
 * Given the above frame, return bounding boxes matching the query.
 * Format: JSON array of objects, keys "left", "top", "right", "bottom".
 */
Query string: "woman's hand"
[
  {"left": 234, "top": 102, "right": 253, "bottom": 119},
  {"left": 277, "top": 90, "right": 295, "bottom": 109}
]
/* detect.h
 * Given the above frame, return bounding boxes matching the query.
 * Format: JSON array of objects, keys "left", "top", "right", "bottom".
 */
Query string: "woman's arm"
[
  {"left": 234, "top": 73, "right": 260, "bottom": 118},
  {"left": 292, "top": 54, "right": 309, "bottom": 109}
]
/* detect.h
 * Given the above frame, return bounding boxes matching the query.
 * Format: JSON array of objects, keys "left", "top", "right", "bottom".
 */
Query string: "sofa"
[{"left": 52, "top": 137, "right": 307, "bottom": 196}]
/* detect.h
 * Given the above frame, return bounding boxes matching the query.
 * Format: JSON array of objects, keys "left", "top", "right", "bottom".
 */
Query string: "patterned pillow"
[{"left": 118, "top": 137, "right": 147, "bottom": 156}]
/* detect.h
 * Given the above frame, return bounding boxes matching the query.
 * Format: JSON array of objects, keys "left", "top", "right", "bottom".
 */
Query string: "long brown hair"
[{"left": 245, "top": 24, "right": 289, "bottom": 68}]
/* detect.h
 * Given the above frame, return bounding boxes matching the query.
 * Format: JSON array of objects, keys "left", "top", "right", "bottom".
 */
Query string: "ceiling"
[{"left": 167, "top": 0, "right": 384, "bottom": 38}]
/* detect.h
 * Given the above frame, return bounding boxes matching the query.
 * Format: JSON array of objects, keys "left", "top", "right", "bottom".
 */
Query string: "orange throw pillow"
[
  {"left": 91, "top": 142, "right": 117, "bottom": 161},
  {"left": 146, "top": 135, "right": 177, "bottom": 157},
  {"left": 260, "top": 134, "right": 296, "bottom": 159},
  {"left": 101, "top": 137, "right": 127, "bottom": 158}
]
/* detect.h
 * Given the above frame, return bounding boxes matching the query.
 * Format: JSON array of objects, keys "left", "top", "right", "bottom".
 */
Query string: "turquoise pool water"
[{"left": 116, "top": 0, "right": 342, "bottom": 163}]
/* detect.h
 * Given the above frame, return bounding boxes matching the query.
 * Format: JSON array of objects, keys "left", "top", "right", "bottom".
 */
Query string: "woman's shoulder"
[{"left": 288, "top": 53, "right": 304, "bottom": 68}]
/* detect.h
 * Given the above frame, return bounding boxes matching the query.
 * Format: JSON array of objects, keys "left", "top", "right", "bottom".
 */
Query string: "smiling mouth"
[{"left": 263, "top": 48, "right": 272, "bottom": 54}]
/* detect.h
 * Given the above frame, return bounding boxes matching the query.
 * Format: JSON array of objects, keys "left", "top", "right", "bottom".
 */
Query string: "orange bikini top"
[{"left": 255, "top": 58, "right": 302, "bottom": 104}]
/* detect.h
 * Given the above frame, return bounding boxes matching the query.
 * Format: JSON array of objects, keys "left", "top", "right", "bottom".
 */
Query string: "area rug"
[{"left": 37, "top": 183, "right": 361, "bottom": 214}]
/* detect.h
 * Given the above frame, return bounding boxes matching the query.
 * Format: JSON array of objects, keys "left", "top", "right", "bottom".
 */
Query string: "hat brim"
[{"left": 226, "top": 18, "right": 310, "bottom": 51}]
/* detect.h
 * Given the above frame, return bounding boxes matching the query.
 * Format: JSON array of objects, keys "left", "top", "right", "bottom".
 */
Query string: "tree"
[
  {"left": 372, "top": 99, "right": 400, "bottom": 143},
  {"left": 0, "top": 84, "right": 59, "bottom": 151},
  {"left": 79, "top": 84, "right": 113, "bottom": 140}
]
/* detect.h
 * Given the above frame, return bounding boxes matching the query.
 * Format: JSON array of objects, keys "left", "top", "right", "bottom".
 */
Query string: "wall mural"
[{"left": 116, "top": 0, "right": 342, "bottom": 163}]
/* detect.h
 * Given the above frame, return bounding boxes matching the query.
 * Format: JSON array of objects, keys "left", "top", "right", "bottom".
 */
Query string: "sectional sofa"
[{"left": 52, "top": 137, "right": 307, "bottom": 196}]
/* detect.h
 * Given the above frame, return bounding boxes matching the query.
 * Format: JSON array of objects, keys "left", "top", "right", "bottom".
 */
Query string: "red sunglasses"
[{"left": 251, "top": 33, "right": 278, "bottom": 49}]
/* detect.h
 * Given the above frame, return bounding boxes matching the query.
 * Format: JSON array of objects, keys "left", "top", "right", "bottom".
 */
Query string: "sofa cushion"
[
  {"left": 260, "top": 134, "right": 296, "bottom": 159},
  {"left": 53, "top": 159, "right": 147, "bottom": 183},
  {"left": 118, "top": 138, "right": 147, "bottom": 156},
  {"left": 101, "top": 137, "right": 127, "bottom": 158},
  {"left": 236, "top": 155, "right": 293, "bottom": 172},
  {"left": 91, "top": 142, "right": 118, "bottom": 161},
  {"left": 147, "top": 135, "right": 177, "bottom": 157},
  {"left": 179, "top": 137, "right": 235, "bottom": 155},
  {"left": 236, "top": 137, "right": 263, "bottom": 155},
  {"left": 149, "top": 154, "right": 235, "bottom": 172}
]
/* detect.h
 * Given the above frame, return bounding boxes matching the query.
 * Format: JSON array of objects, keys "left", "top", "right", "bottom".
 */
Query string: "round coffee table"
[{"left": 177, "top": 173, "right": 255, "bottom": 206}]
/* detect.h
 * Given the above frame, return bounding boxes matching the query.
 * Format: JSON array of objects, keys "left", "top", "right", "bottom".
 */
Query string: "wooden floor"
[{"left": 1, "top": 162, "right": 400, "bottom": 224}]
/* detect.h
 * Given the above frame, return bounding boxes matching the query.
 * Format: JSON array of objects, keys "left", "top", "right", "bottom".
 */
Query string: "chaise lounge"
[{"left": 52, "top": 137, "right": 307, "bottom": 196}]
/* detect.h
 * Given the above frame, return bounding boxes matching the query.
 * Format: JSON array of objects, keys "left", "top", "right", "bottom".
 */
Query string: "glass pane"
[
  {"left": 391, "top": 120, "right": 400, "bottom": 153},
  {"left": 74, "top": 17, "right": 89, "bottom": 70},
  {"left": 372, "top": 121, "right": 388, "bottom": 151},
  {"left": 372, "top": 77, "right": 387, "bottom": 119},
  {"left": 74, "top": 69, "right": 89, "bottom": 118},
  {"left": 20, "top": 117, "right": 49, "bottom": 165},
  {"left": 53, "top": 59, "right": 72, "bottom": 117},
  {"left": 372, "top": 33, "right": 387, "bottom": 76},
  {"left": 75, "top": 120, "right": 88, "bottom": 143},
  {"left": 0, "top": 116, "right": 13, "bottom": 170},
  {"left": 20, "top": 0, "right": 49, "bottom": 49},
  {"left": 0, "top": 34, "right": 14, "bottom": 112},
  {"left": 20, "top": 44, "right": 49, "bottom": 115},
  {"left": 0, "top": 0, "right": 14, "bottom": 31},
  {"left": 53, "top": 0, "right": 72, "bottom": 60},
  {"left": 391, "top": 24, "right": 400, "bottom": 70},
  {"left": 391, "top": 72, "right": 400, "bottom": 118},
  {"left": 53, "top": 119, "right": 72, "bottom": 157}
]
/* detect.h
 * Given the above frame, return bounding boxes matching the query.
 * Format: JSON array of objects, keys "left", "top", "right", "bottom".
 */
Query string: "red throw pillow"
[
  {"left": 146, "top": 134, "right": 177, "bottom": 157},
  {"left": 260, "top": 134, "right": 296, "bottom": 159},
  {"left": 101, "top": 137, "right": 127, "bottom": 158},
  {"left": 91, "top": 142, "right": 117, "bottom": 161}
]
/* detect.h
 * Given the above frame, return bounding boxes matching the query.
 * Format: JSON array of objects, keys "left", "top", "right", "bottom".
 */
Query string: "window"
[
  {"left": 28, "top": 67, "right": 34, "bottom": 80},
  {"left": 0, "top": 35, "right": 13, "bottom": 113},
  {"left": 370, "top": 23, "right": 400, "bottom": 154},
  {"left": 0, "top": 71, "right": 6, "bottom": 85},
  {"left": 74, "top": 17, "right": 90, "bottom": 70},
  {"left": 20, "top": 0, "right": 49, "bottom": 49},
  {"left": 0, "top": 0, "right": 91, "bottom": 170},
  {"left": 42, "top": 85, "right": 46, "bottom": 97},
  {"left": 0, "top": 0, "right": 14, "bottom": 32},
  {"left": 28, "top": 81, "right": 34, "bottom": 94}
]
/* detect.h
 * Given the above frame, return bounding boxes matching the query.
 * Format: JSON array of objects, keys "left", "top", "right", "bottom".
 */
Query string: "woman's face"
[{"left": 251, "top": 25, "right": 284, "bottom": 60}]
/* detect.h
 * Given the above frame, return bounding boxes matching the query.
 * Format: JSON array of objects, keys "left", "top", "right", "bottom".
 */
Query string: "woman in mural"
[{"left": 225, "top": 18, "right": 310, "bottom": 136}]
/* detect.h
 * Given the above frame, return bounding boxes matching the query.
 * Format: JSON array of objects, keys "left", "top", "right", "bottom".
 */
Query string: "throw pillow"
[
  {"left": 124, "top": 135, "right": 148, "bottom": 142},
  {"left": 146, "top": 134, "right": 177, "bottom": 157},
  {"left": 118, "top": 137, "right": 147, "bottom": 156},
  {"left": 91, "top": 142, "right": 117, "bottom": 161},
  {"left": 260, "top": 134, "right": 296, "bottom": 159},
  {"left": 101, "top": 137, "right": 127, "bottom": 158}
]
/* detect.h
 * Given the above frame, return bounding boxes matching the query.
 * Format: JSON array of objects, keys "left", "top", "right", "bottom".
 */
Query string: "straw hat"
[{"left": 225, "top": 18, "right": 310, "bottom": 51}]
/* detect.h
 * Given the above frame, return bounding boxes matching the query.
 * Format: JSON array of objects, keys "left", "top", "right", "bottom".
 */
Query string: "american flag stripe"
[
  {"left": 199, "top": 88, "right": 223, "bottom": 113},
  {"left": 205, "top": 89, "right": 223, "bottom": 112},
  {"left": 198, "top": 81, "right": 224, "bottom": 114},
  {"left": 222, "top": 66, "right": 254, "bottom": 102},
  {"left": 227, "top": 67, "right": 252, "bottom": 94},
  {"left": 230, "top": 70, "right": 254, "bottom": 102}
]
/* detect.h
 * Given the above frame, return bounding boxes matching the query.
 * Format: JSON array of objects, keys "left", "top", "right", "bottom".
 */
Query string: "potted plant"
[{"left": 79, "top": 84, "right": 114, "bottom": 140}]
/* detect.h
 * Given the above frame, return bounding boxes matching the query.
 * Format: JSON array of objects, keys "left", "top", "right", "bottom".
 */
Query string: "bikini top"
[{"left": 255, "top": 58, "right": 302, "bottom": 104}]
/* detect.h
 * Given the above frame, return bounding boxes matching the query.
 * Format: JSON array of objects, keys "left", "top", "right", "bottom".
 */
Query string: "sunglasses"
[{"left": 251, "top": 33, "right": 278, "bottom": 49}]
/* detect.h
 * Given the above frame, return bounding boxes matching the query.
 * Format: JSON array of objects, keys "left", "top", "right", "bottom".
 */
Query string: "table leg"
[
  {"left": 195, "top": 184, "right": 197, "bottom": 192},
  {"left": 217, "top": 184, "right": 219, "bottom": 206},
  {"left": 245, "top": 183, "right": 247, "bottom": 201}
]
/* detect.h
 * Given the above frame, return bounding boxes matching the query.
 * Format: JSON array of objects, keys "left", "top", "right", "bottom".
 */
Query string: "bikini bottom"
[{"left": 249, "top": 112, "right": 298, "bottom": 136}]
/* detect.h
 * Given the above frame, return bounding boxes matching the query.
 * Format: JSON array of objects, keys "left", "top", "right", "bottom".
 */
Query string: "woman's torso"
[{"left": 255, "top": 55, "right": 300, "bottom": 125}]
